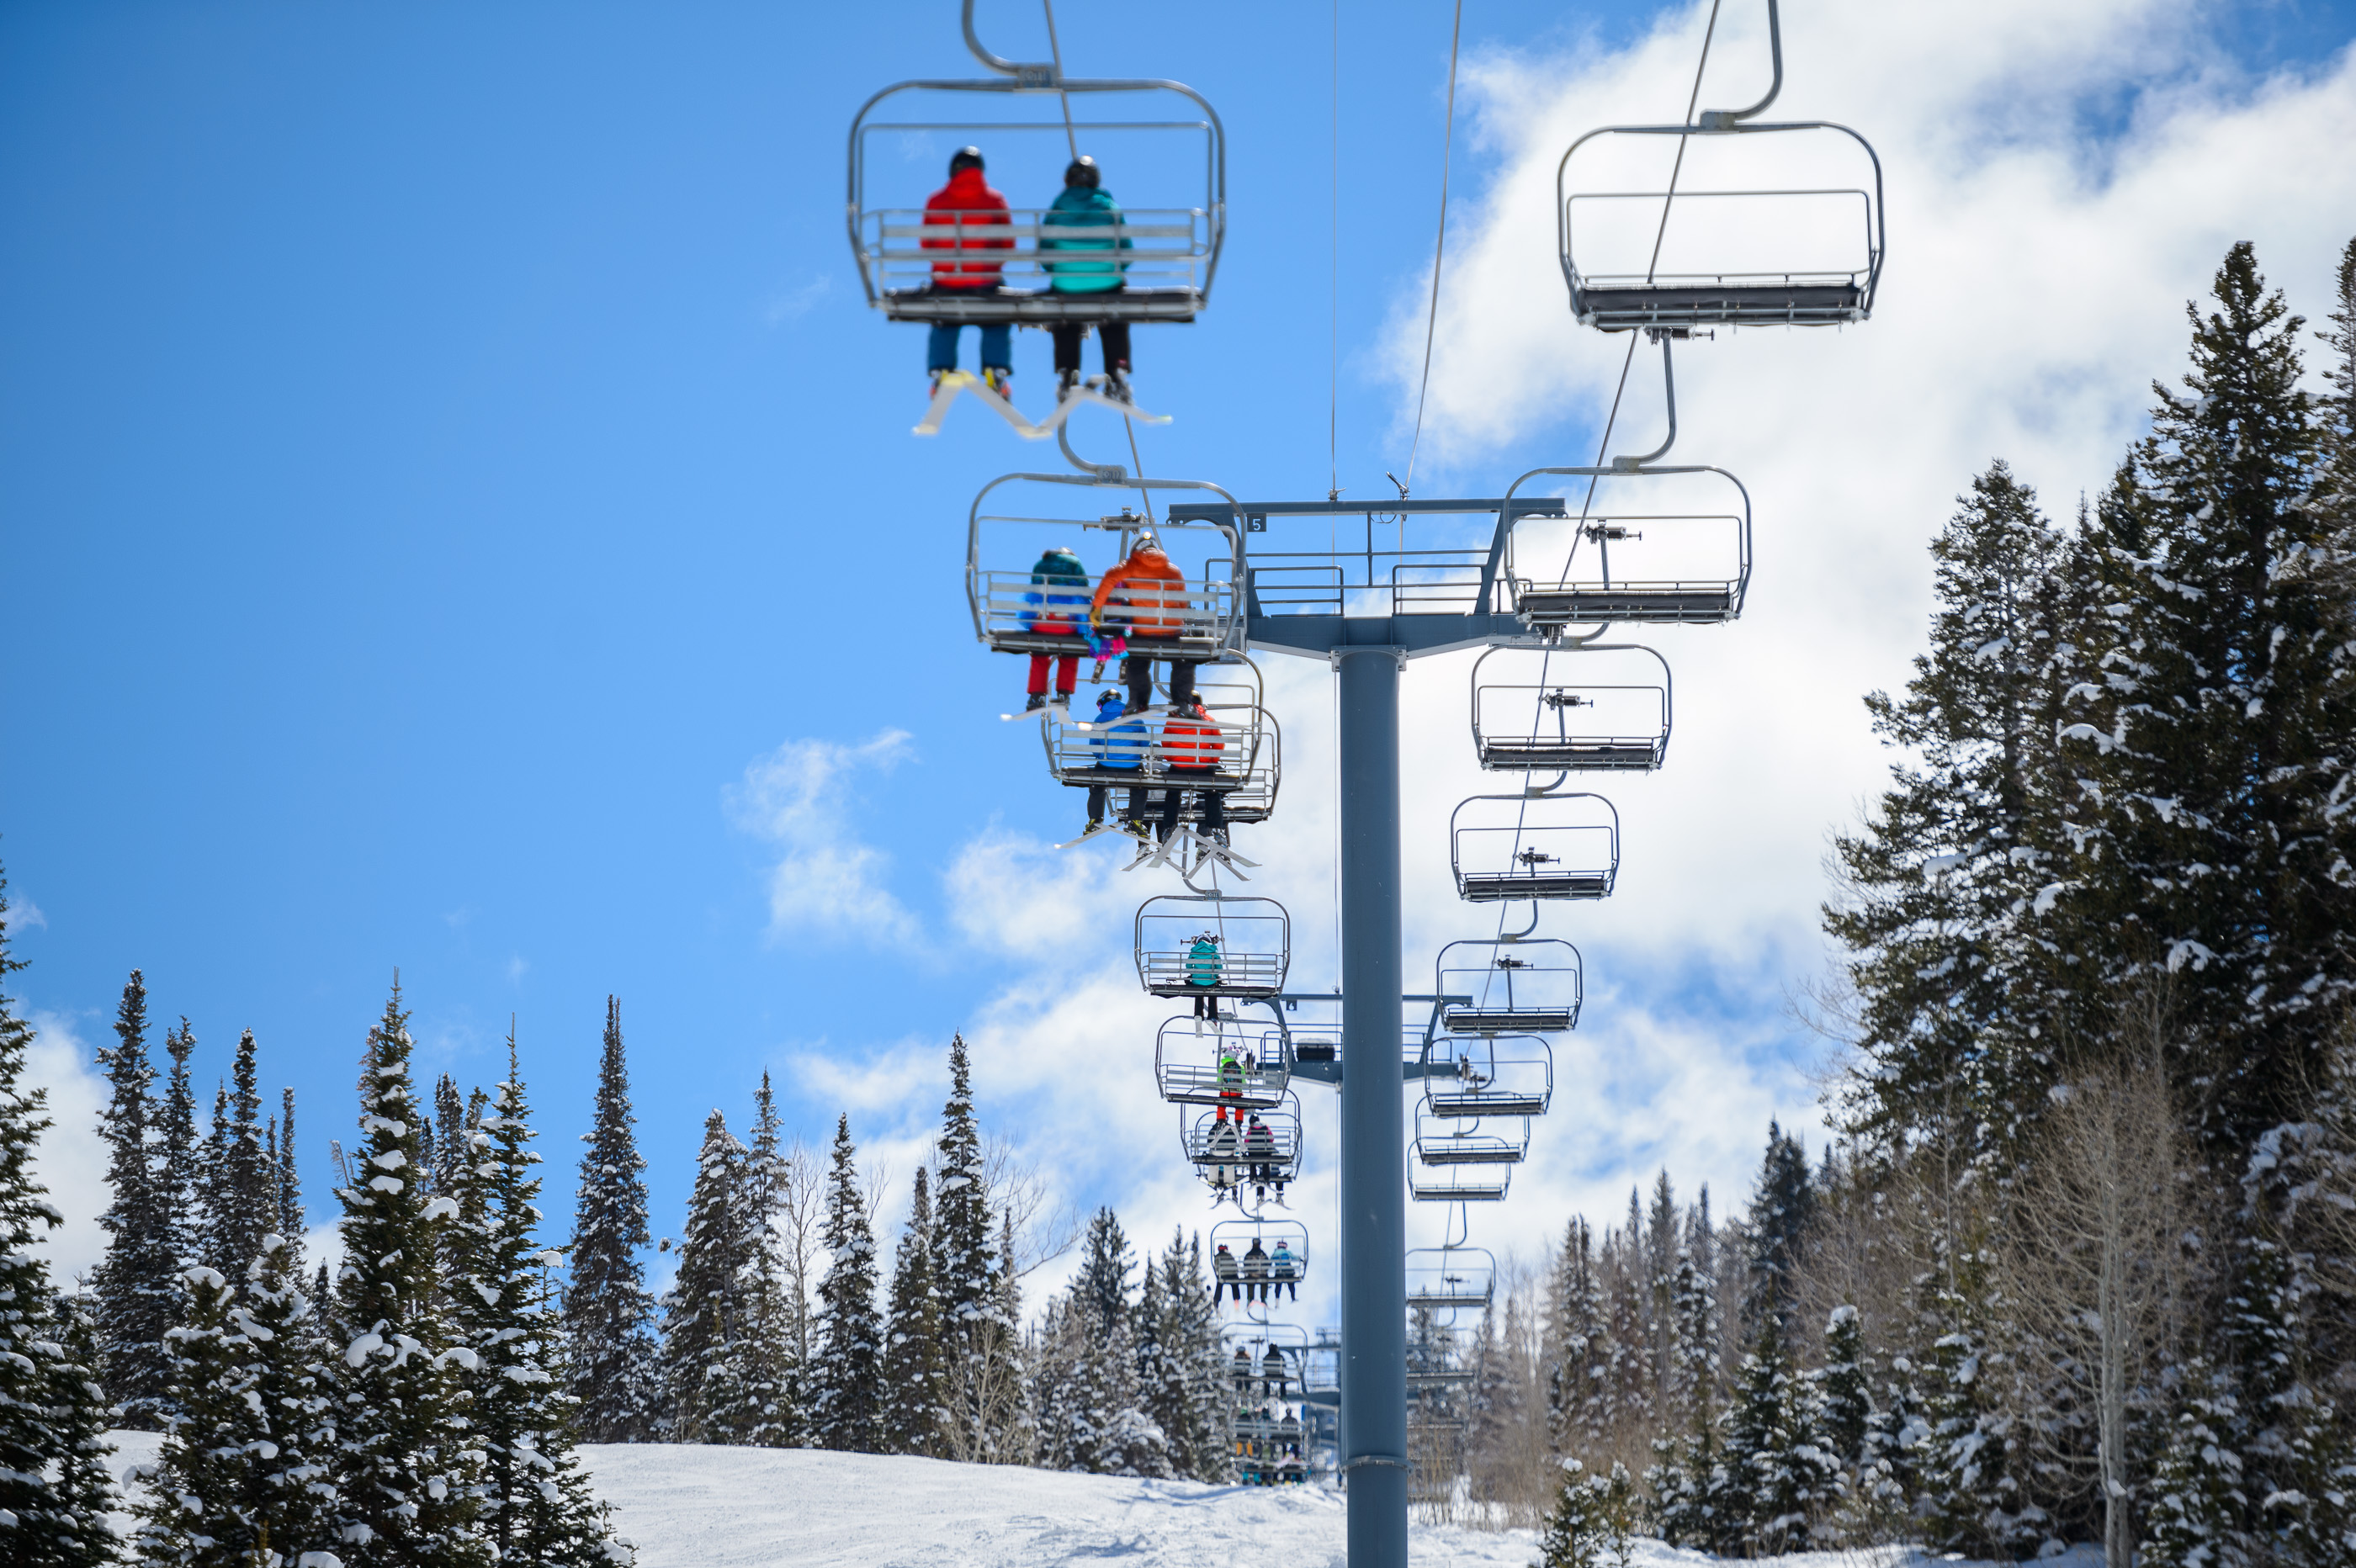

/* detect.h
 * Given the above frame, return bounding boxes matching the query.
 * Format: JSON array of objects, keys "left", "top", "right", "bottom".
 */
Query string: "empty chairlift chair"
[
  {"left": 1469, "top": 644, "right": 1671, "bottom": 772},
  {"left": 848, "top": 3, "right": 1225, "bottom": 328},
  {"left": 1435, "top": 939, "right": 1584, "bottom": 1035},
  {"left": 1409, "top": 1163, "right": 1511, "bottom": 1202},
  {"left": 1411, "top": 1108, "right": 1530, "bottom": 1167},
  {"left": 1136, "top": 893, "right": 1289, "bottom": 997},
  {"left": 1554, "top": 0, "right": 1883, "bottom": 331},
  {"left": 1422, "top": 1034, "right": 1555, "bottom": 1119},
  {"left": 1404, "top": 1247, "right": 1497, "bottom": 1311},
  {"left": 1154, "top": 1018, "right": 1290, "bottom": 1110},
  {"left": 1503, "top": 468, "right": 1753, "bottom": 628},
  {"left": 1450, "top": 792, "right": 1620, "bottom": 902}
]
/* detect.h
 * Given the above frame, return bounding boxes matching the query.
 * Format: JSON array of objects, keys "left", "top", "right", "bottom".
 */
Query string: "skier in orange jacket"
[{"left": 1089, "top": 532, "right": 1196, "bottom": 714}]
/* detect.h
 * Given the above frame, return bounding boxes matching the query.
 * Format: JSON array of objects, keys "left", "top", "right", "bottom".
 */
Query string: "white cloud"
[
  {"left": 23, "top": 1010, "right": 113, "bottom": 1289},
  {"left": 729, "top": 730, "right": 921, "bottom": 942},
  {"left": 6, "top": 895, "right": 47, "bottom": 933},
  {"left": 763, "top": 273, "right": 831, "bottom": 327}
]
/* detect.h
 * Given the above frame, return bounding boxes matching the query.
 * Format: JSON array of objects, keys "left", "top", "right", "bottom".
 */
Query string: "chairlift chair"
[
  {"left": 1044, "top": 685, "right": 1277, "bottom": 808},
  {"left": 968, "top": 474, "right": 1245, "bottom": 662},
  {"left": 1154, "top": 1019, "right": 1289, "bottom": 1109},
  {"left": 1554, "top": 0, "right": 1883, "bottom": 331},
  {"left": 1136, "top": 893, "right": 1289, "bottom": 997},
  {"left": 1469, "top": 644, "right": 1671, "bottom": 772},
  {"left": 1422, "top": 1035, "right": 1555, "bottom": 1118},
  {"left": 1450, "top": 792, "right": 1620, "bottom": 902},
  {"left": 1404, "top": 1247, "right": 1497, "bottom": 1310},
  {"left": 1182, "top": 1096, "right": 1302, "bottom": 1181},
  {"left": 1409, "top": 1164, "right": 1510, "bottom": 1202},
  {"left": 847, "top": 1, "right": 1226, "bottom": 326},
  {"left": 1207, "top": 1216, "right": 1310, "bottom": 1296},
  {"left": 1503, "top": 469, "right": 1752, "bottom": 628},
  {"left": 1412, "top": 1109, "right": 1530, "bottom": 1167},
  {"left": 1435, "top": 938, "right": 1584, "bottom": 1035}
]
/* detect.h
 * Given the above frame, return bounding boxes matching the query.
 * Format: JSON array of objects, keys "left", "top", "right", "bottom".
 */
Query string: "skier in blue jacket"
[
  {"left": 1040, "top": 156, "right": 1133, "bottom": 401},
  {"left": 1085, "top": 688, "right": 1149, "bottom": 837}
]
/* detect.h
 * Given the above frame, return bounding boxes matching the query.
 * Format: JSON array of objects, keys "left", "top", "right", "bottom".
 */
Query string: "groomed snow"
[{"left": 101, "top": 1432, "right": 2102, "bottom": 1568}]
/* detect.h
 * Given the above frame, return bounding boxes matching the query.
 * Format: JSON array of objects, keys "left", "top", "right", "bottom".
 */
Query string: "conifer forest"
[{"left": 4, "top": 241, "right": 2356, "bottom": 1568}]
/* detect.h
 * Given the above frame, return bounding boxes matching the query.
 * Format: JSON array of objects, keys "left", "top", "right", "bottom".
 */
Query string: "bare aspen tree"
[{"left": 2007, "top": 1030, "right": 2189, "bottom": 1568}]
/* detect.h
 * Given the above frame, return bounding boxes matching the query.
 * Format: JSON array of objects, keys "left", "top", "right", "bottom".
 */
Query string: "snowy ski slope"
[{"left": 103, "top": 1432, "right": 2099, "bottom": 1568}]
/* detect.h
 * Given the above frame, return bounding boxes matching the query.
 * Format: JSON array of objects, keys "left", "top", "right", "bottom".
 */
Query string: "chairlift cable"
[
  {"left": 1552, "top": 0, "right": 1722, "bottom": 596},
  {"left": 1501, "top": 13, "right": 1725, "bottom": 900},
  {"left": 1400, "top": 0, "right": 1464, "bottom": 500},
  {"left": 1039, "top": 0, "right": 1080, "bottom": 161}
]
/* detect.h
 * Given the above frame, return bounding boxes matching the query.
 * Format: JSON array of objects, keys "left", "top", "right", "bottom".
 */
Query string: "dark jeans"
[
  {"left": 1158, "top": 778, "right": 1226, "bottom": 838},
  {"left": 1085, "top": 778, "right": 1149, "bottom": 824},
  {"left": 1123, "top": 652, "right": 1194, "bottom": 713},
  {"left": 928, "top": 319, "right": 1011, "bottom": 373},
  {"left": 1053, "top": 318, "right": 1131, "bottom": 375}
]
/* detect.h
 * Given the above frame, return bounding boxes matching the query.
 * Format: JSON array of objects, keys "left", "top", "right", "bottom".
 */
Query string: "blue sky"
[{"left": 8, "top": 0, "right": 2356, "bottom": 1310}]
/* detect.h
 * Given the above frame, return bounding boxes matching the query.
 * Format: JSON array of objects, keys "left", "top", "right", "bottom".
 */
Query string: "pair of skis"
[{"left": 913, "top": 368, "right": 1171, "bottom": 438}]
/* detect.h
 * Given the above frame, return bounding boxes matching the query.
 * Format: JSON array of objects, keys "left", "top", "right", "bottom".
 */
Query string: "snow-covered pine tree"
[
  {"left": 562, "top": 998, "right": 661, "bottom": 1444},
  {"left": 1913, "top": 1238, "right": 2043, "bottom": 1559},
  {"left": 1827, "top": 462, "right": 2077, "bottom": 1159},
  {"left": 1027, "top": 1295, "right": 1085, "bottom": 1473},
  {"left": 660, "top": 1109, "right": 751, "bottom": 1444},
  {"left": 1546, "top": 1218, "right": 1613, "bottom": 1464},
  {"left": 809, "top": 1115, "right": 883, "bottom": 1453},
  {"left": 731, "top": 1073, "right": 802, "bottom": 1449},
  {"left": 93, "top": 969, "right": 182, "bottom": 1427},
  {"left": 1534, "top": 1458, "right": 1636, "bottom": 1568},
  {"left": 1064, "top": 1208, "right": 1167, "bottom": 1477},
  {"left": 130, "top": 1238, "right": 334, "bottom": 1567},
  {"left": 1741, "top": 1122, "right": 1815, "bottom": 1330},
  {"left": 931, "top": 1036, "right": 1020, "bottom": 1462},
  {"left": 2141, "top": 1358, "right": 2249, "bottom": 1568},
  {"left": 276, "top": 1087, "right": 304, "bottom": 1277},
  {"left": 432, "top": 1074, "right": 466, "bottom": 1197},
  {"left": 448, "top": 1038, "right": 630, "bottom": 1568},
  {"left": 325, "top": 984, "right": 486, "bottom": 1568},
  {"left": 1817, "top": 1304, "right": 1871, "bottom": 1471},
  {"left": 0, "top": 870, "right": 121, "bottom": 1568},
  {"left": 1715, "top": 1307, "right": 1840, "bottom": 1555},
  {"left": 158, "top": 1020, "right": 201, "bottom": 1270},
  {"left": 2066, "top": 242, "right": 2356, "bottom": 1152},
  {"left": 878, "top": 1167, "right": 944, "bottom": 1456},
  {"left": 42, "top": 1295, "right": 119, "bottom": 1568},
  {"left": 199, "top": 1032, "right": 272, "bottom": 1285},
  {"left": 993, "top": 1208, "right": 1038, "bottom": 1465},
  {"left": 1140, "top": 1229, "right": 1223, "bottom": 1481}
]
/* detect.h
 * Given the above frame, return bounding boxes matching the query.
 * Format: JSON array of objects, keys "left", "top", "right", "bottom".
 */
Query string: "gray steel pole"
[{"left": 1336, "top": 647, "right": 1406, "bottom": 1568}]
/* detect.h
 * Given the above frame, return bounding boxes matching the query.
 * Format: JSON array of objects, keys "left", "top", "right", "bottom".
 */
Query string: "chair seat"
[
  {"left": 1441, "top": 1006, "right": 1575, "bottom": 1034},
  {"left": 1414, "top": 1142, "right": 1526, "bottom": 1166},
  {"left": 1458, "top": 872, "right": 1614, "bottom": 901},
  {"left": 1477, "top": 740, "right": 1661, "bottom": 771},
  {"left": 986, "top": 629, "right": 1224, "bottom": 659},
  {"left": 884, "top": 286, "right": 1203, "bottom": 323},
  {"left": 1576, "top": 282, "right": 1865, "bottom": 330},
  {"left": 1058, "top": 766, "right": 1246, "bottom": 792},
  {"left": 1427, "top": 1090, "right": 1547, "bottom": 1117},
  {"left": 1516, "top": 587, "right": 1736, "bottom": 625}
]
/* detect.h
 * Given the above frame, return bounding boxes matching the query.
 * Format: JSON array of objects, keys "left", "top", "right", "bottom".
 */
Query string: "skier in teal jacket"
[{"left": 1040, "top": 156, "right": 1133, "bottom": 400}]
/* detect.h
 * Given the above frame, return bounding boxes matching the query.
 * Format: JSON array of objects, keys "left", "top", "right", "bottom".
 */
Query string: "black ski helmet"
[
  {"left": 950, "top": 146, "right": 984, "bottom": 174},
  {"left": 1064, "top": 155, "right": 1101, "bottom": 188}
]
